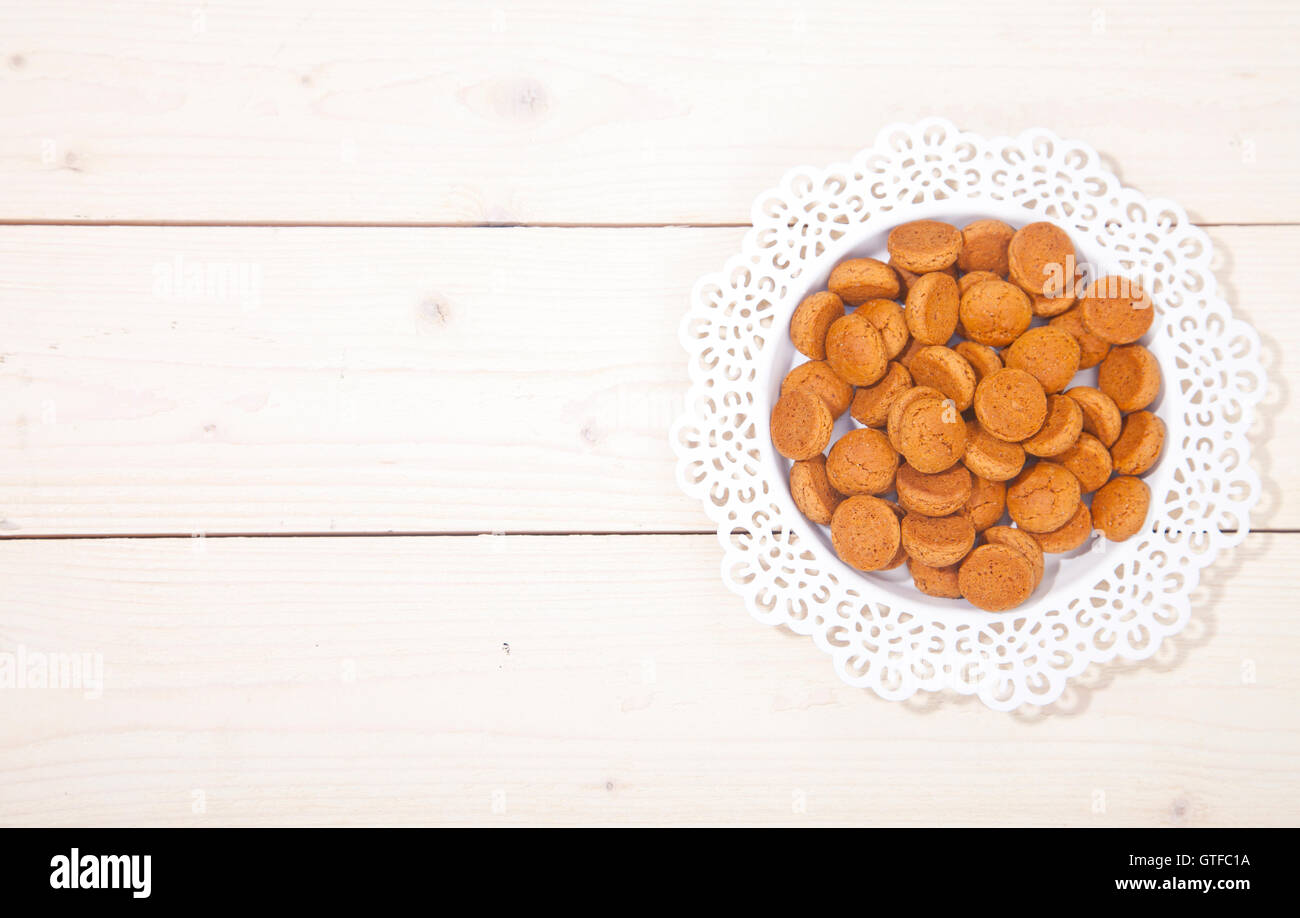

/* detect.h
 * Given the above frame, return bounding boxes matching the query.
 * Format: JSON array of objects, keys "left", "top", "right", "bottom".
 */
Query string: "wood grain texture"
[
  {"left": 0, "top": 0, "right": 1296, "bottom": 224},
  {"left": 0, "top": 225, "right": 1288, "bottom": 535},
  {"left": 0, "top": 532, "right": 1294, "bottom": 827}
]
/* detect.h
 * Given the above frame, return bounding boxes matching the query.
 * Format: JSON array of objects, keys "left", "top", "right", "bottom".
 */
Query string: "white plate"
[{"left": 671, "top": 119, "right": 1266, "bottom": 710}]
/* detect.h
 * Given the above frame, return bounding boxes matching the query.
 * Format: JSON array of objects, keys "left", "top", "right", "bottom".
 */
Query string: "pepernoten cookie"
[
  {"left": 957, "top": 219, "right": 1014, "bottom": 275},
  {"left": 962, "top": 475, "right": 1006, "bottom": 532},
  {"left": 901, "top": 512, "right": 976, "bottom": 567},
  {"left": 908, "top": 346, "right": 977, "bottom": 411},
  {"left": 828, "top": 258, "right": 899, "bottom": 304},
  {"left": 905, "top": 272, "right": 960, "bottom": 345},
  {"left": 1098, "top": 344, "right": 1160, "bottom": 412},
  {"left": 1110, "top": 410, "right": 1165, "bottom": 476},
  {"left": 825, "top": 313, "right": 889, "bottom": 385},
  {"left": 1065, "top": 386, "right": 1122, "bottom": 446},
  {"left": 1091, "top": 476, "right": 1151, "bottom": 541},
  {"left": 963, "top": 419, "right": 1026, "bottom": 481},
  {"left": 983, "top": 526, "right": 1045, "bottom": 589},
  {"left": 789, "top": 291, "right": 844, "bottom": 360},
  {"left": 908, "top": 557, "right": 962, "bottom": 599},
  {"left": 888, "top": 220, "right": 963, "bottom": 273},
  {"left": 1007, "top": 221, "right": 1074, "bottom": 295},
  {"left": 1022, "top": 393, "right": 1083, "bottom": 458},
  {"left": 1057, "top": 431, "right": 1113, "bottom": 493},
  {"left": 896, "top": 463, "right": 972, "bottom": 517},
  {"left": 826, "top": 428, "right": 898, "bottom": 496},
  {"left": 954, "top": 341, "right": 1002, "bottom": 381},
  {"left": 771, "top": 387, "right": 833, "bottom": 460},
  {"left": 1079, "top": 275, "right": 1155, "bottom": 345},
  {"left": 782, "top": 360, "right": 853, "bottom": 419},
  {"left": 1004, "top": 326, "right": 1081, "bottom": 394},
  {"left": 887, "top": 385, "right": 945, "bottom": 452},
  {"left": 851, "top": 361, "right": 912, "bottom": 428},
  {"left": 790, "top": 455, "right": 842, "bottom": 525},
  {"left": 1006, "top": 461, "right": 1081, "bottom": 533},
  {"left": 831, "top": 495, "right": 902, "bottom": 571},
  {"left": 896, "top": 391, "right": 967, "bottom": 474},
  {"left": 974, "top": 368, "right": 1047, "bottom": 442},
  {"left": 958, "top": 280, "right": 1032, "bottom": 347},
  {"left": 958, "top": 544, "right": 1035, "bottom": 611}
]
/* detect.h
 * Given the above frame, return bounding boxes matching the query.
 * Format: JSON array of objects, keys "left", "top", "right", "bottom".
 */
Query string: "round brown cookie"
[
  {"left": 1050, "top": 308, "right": 1111, "bottom": 369},
  {"left": 983, "top": 525, "right": 1045, "bottom": 588},
  {"left": 1007, "top": 221, "right": 1075, "bottom": 295},
  {"left": 1091, "top": 476, "right": 1151, "bottom": 542},
  {"left": 954, "top": 341, "right": 1003, "bottom": 382},
  {"left": 826, "top": 428, "right": 899, "bottom": 496},
  {"left": 962, "top": 475, "right": 1007, "bottom": 532},
  {"left": 789, "top": 291, "right": 844, "bottom": 360},
  {"left": 789, "top": 454, "right": 843, "bottom": 526},
  {"left": 905, "top": 272, "right": 960, "bottom": 345},
  {"left": 1110, "top": 410, "right": 1166, "bottom": 476},
  {"left": 827, "top": 257, "right": 900, "bottom": 305},
  {"left": 1064, "top": 386, "right": 1123, "bottom": 447},
  {"left": 974, "top": 368, "right": 1048, "bottom": 442},
  {"left": 958, "top": 270, "right": 1002, "bottom": 296},
  {"left": 1057, "top": 432, "right": 1113, "bottom": 493},
  {"left": 1022, "top": 393, "right": 1084, "bottom": 458},
  {"left": 958, "top": 219, "right": 1014, "bottom": 274},
  {"left": 888, "top": 220, "right": 962, "bottom": 273},
  {"left": 958, "top": 544, "right": 1036, "bottom": 612},
  {"left": 963, "top": 420, "right": 1027, "bottom": 481},
  {"left": 896, "top": 463, "right": 972, "bottom": 517},
  {"left": 1006, "top": 461, "right": 1081, "bottom": 533},
  {"left": 908, "top": 557, "right": 962, "bottom": 599},
  {"left": 908, "top": 345, "right": 977, "bottom": 411},
  {"left": 825, "top": 313, "right": 888, "bottom": 386},
  {"left": 901, "top": 512, "right": 976, "bottom": 568},
  {"left": 1098, "top": 345, "right": 1160, "bottom": 412},
  {"left": 782, "top": 360, "right": 853, "bottom": 419},
  {"left": 830, "top": 495, "right": 903, "bottom": 571},
  {"left": 850, "top": 361, "right": 912, "bottom": 428},
  {"left": 1079, "top": 275, "right": 1155, "bottom": 345},
  {"left": 896, "top": 336, "right": 927, "bottom": 370},
  {"left": 771, "top": 387, "right": 834, "bottom": 460},
  {"left": 1004, "top": 326, "right": 1081, "bottom": 393},
  {"left": 897, "top": 394, "right": 967, "bottom": 474},
  {"left": 855, "top": 298, "right": 909, "bottom": 359},
  {"left": 1030, "top": 289, "right": 1076, "bottom": 318},
  {"left": 958, "top": 279, "right": 1033, "bottom": 347},
  {"left": 1032, "top": 501, "right": 1093, "bottom": 554},
  {"left": 887, "top": 385, "right": 945, "bottom": 452}
]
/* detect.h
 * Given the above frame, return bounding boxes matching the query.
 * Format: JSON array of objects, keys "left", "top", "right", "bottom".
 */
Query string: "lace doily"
[{"left": 670, "top": 118, "right": 1265, "bottom": 710}]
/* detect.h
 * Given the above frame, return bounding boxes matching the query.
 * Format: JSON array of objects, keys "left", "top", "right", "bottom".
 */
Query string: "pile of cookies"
[{"left": 771, "top": 218, "right": 1164, "bottom": 612}]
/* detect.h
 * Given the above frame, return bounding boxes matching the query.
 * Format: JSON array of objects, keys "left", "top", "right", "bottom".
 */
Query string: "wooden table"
[{"left": 1, "top": 0, "right": 1296, "bottom": 826}]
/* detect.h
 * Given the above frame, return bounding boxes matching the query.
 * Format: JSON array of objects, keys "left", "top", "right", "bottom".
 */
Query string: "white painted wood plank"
[
  {"left": 0, "top": 0, "right": 1295, "bottom": 223},
  {"left": 0, "top": 532, "right": 1294, "bottom": 826},
  {"left": 0, "top": 225, "right": 1289, "bottom": 534}
]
